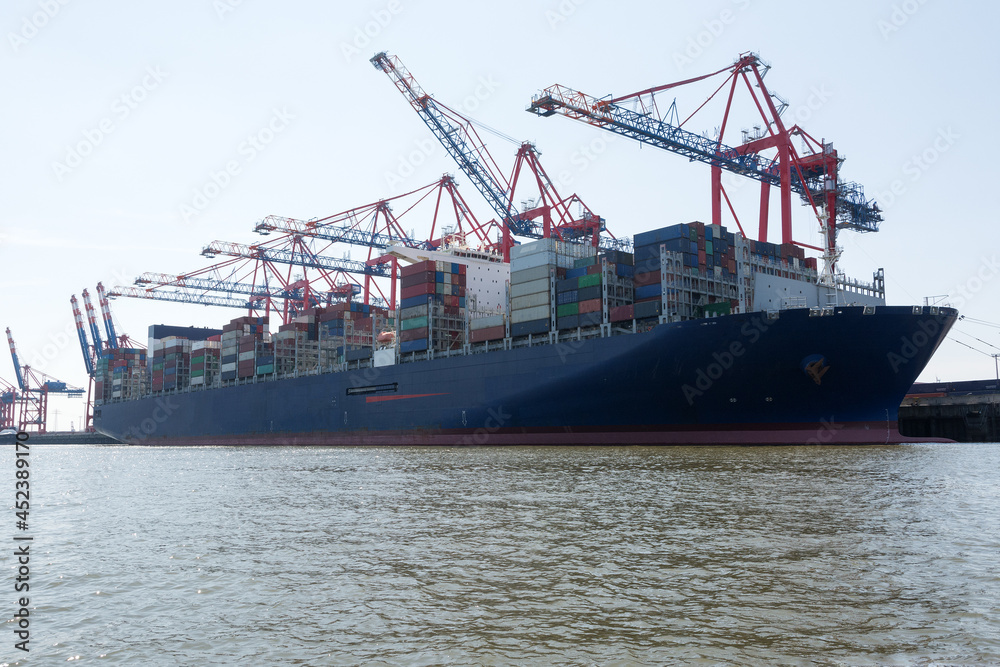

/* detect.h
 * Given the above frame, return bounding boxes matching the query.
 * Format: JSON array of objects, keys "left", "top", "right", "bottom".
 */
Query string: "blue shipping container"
[
  {"left": 635, "top": 283, "right": 663, "bottom": 300},
  {"left": 400, "top": 338, "right": 429, "bottom": 353}
]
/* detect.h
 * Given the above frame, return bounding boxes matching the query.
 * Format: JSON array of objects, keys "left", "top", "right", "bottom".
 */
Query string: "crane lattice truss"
[
  {"left": 254, "top": 176, "right": 487, "bottom": 251},
  {"left": 70, "top": 295, "right": 94, "bottom": 376},
  {"left": 5, "top": 327, "right": 84, "bottom": 434},
  {"left": 1, "top": 378, "right": 17, "bottom": 430},
  {"left": 80, "top": 289, "right": 104, "bottom": 356},
  {"left": 371, "top": 52, "right": 629, "bottom": 259},
  {"left": 527, "top": 52, "right": 881, "bottom": 275},
  {"left": 118, "top": 179, "right": 473, "bottom": 319}
]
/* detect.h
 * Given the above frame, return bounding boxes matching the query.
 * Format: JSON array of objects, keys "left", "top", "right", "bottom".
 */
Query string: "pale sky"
[{"left": 3, "top": 0, "right": 999, "bottom": 428}]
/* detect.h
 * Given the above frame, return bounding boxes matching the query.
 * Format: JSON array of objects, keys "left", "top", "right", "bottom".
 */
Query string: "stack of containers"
[
  {"left": 149, "top": 340, "right": 165, "bottom": 392},
  {"left": 220, "top": 316, "right": 268, "bottom": 382},
  {"left": 102, "top": 348, "right": 147, "bottom": 399},
  {"left": 555, "top": 266, "right": 603, "bottom": 330},
  {"left": 398, "top": 260, "right": 467, "bottom": 354},
  {"left": 274, "top": 321, "right": 309, "bottom": 374},
  {"left": 190, "top": 336, "right": 221, "bottom": 386},
  {"left": 631, "top": 224, "right": 694, "bottom": 321},
  {"left": 469, "top": 313, "right": 505, "bottom": 343},
  {"left": 508, "top": 238, "right": 590, "bottom": 336},
  {"left": 161, "top": 336, "right": 192, "bottom": 392}
]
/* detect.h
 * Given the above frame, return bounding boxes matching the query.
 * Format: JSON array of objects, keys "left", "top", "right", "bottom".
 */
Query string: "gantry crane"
[
  {"left": 5, "top": 327, "right": 85, "bottom": 433},
  {"left": 371, "top": 52, "right": 628, "bottom": 259},
  {"left": 71, "top": 295, "right": 95, "bottom": 376},
  {"left": 527, "top": 52, "right": 881, "bottom": 282},
  {"left": 80, "top": 289, "right": 104, "bottom": 356}
]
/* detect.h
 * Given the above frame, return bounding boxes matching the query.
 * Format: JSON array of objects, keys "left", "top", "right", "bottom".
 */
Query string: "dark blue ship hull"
[{"left": 94, "top": 306, "right": 957, "bottom": 445}]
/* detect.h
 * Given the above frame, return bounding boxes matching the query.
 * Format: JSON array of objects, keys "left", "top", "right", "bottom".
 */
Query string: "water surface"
[{"left": 3, "top": 443, "right": 998, "bottom": 665}]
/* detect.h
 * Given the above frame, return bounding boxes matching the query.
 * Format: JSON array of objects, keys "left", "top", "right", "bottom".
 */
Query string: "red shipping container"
[
  {"left": 586, "top": 264, "right": 602, "bottom": 275},
  {"left": 354, "top": 318, "right": 373, "bottom": 332},
  {"left": 400, "top": 260, "right": 435, "bottom": 277},
  {"left": 578, "top": 298, "right": 602, "bottom": 314},
  {"left": 470, "top": 325, "right": 505, "bottom": 343},
  {"left": 458, "top": 264, "right": 467, "bottom": 275},
  {"left": 633, "top": 270, "right": 661, "bottom": 287},
  {"left": 610, "top": 304, "right": 634, "bottom": 322},
  {"left": 401, "top": 272, "right": 435, "bottom": 288},
  {"left": 401, "top": 283, "right": 436, "bottom": 300},
  {"left": 698, "top": 250, "right": 706, "bottom": 266},
  {"left": 399, "top": 327, "right": 427, "bottom": 342}
]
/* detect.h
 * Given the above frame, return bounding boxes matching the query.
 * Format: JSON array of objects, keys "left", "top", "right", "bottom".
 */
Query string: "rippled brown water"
[{"left": 3, "top": 444, "right": 999, "bottom": 665}]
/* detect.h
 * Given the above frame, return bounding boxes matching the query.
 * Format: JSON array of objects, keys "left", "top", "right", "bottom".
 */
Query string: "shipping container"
[
  {"left": 469, "top": 325, "right": 505, "bottom": 342},
  {"left": 634, "top": 299, "right": 663, "bottom": 319},
  {"left": 510, "top": 265, "right": 554, "bottom": 285},
  {"left": 578, "top": 298, "right": 602, "bottom": 314},
  {"left": 510, "top": 277, "right": 550, "bottom": 299},
  {"left": 399, "top": 327, "right": 428, "bottom": 342},
  {"left": 510, "top": 318, "right": 549, "bottom": 337},
  {"left": 557, "top": 302, "right": 579, "bottom": 317},
  {"left": 511, "top": 292, "right": 550, "bottom": 311},
  {"left": 400, "top": 315, "right": 429, "bottom": 331},
  {"left": 557, "top": 314, "right": 579, "bottom": 330},
  {"left": 510, "top": 304, "right": 551, "bottom": 324},
  {"left": 470, "top": 314, "right": 505, "bottom": 330},
  {"left": 400, "top": 338, "right": 429, "bottom": 353},
  {"left": 610, "top": 304, "right": 635, "bottom": 322}
]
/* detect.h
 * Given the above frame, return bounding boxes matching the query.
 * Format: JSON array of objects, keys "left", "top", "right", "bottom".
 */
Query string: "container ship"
[{"left": 93, "top": 221, "right": 956, "bottom": 446}]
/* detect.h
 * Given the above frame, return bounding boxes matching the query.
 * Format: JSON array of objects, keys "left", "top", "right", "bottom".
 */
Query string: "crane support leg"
[{"left": 711, "top": 165, "right": 722, "bottom": 227}]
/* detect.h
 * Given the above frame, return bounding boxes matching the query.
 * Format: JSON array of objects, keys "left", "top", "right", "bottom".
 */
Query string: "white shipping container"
[
  {"left": 510, "top": 265, "right": 554, "bottom": 285},
  {"left": 470, "top": 314, "right": 505, "bottom": 330},
  {"left": 190, "top": 376, "right": 205, "bottom": 386},
  {"left": 511, "top": 252, "right": 558, "bottom": 272},
  {"left": 510, "top": 277, "right": 550, "bottom": 299},
  {"left": 221, "top": 362, "right": 237, "bottom": 372},
  {"left": 510, "top": 238, "right": 557, "bottom": 260},
  {"left": 511, "top": 292, "right": 551, "bottom": 311},
  {"left": 238, "top": 351, "right": 255, "bottom": 362},
  {"left": 510, "top": 304, "right": 551, "bottom": 324}
]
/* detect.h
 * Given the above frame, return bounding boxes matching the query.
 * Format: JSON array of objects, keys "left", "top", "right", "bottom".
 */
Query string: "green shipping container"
[
  {"left": 191, "top": 369, "right": 205, "bottom": 378},
  {"left": 577, "top": 273, "right": 602, "bottom": 289},
  {"left": 191, "top": 355, "right": 205, "bottom": 365},
  {"left": 153, "top": 362, "right": 164, "bottom": 371},
  {"left": 557, "top": 302, "right": 579, "bottom": 317},
  {"left": 401, "top": 316, "right": 429, "bottom": 331},
  {"left": 255, "top": 364, "right": 274, "bottom": 374}
]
